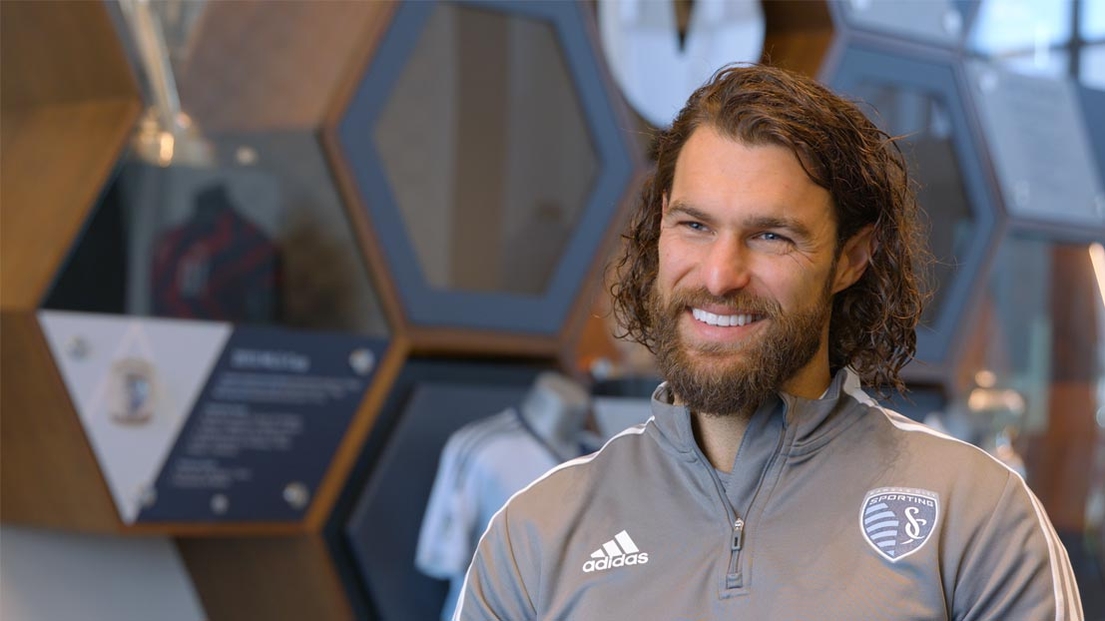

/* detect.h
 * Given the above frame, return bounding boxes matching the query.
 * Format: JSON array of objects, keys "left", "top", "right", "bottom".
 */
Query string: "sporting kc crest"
[{"left": 860, "top": 487, "right": 940, "bottom": 562}]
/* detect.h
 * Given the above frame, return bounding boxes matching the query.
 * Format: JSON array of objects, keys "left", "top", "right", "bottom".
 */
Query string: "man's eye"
[
  {"left": 682, "top": 221, "right": 708, "bottom": 232},
  {"left": 756, "top": 232, "right": 791, "bottom": 243}
]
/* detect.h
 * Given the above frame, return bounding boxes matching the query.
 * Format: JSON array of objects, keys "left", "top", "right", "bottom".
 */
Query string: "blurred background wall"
[{"left": 2, "top": 1, "right": 1103, "bottom": 619}]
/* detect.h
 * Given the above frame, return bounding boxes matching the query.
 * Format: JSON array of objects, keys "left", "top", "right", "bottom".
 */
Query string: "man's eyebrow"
[
  {"left": 744, "top": 215, "right": 813, "bottom": 239},
  {"left": 664, "top": 201, "right": 711, "bottom": 221}
]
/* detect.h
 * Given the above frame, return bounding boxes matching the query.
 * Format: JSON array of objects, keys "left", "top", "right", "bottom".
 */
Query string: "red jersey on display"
[{"left": 151, "top": 185, "right": 281, "bottom": 323}]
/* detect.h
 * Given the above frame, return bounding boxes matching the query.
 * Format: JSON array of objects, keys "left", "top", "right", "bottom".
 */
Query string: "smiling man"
[
  {"left": 649, "top": 127, "right": 873, "bottom": 468},
  {"left": 453, "top": 64, "right": 1082, "bottom": 620}
]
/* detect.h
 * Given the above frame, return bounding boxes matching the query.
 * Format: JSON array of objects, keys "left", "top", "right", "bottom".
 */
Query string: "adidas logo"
[{"left": 582, "top": 530, "right": 649, "bottom": 573}]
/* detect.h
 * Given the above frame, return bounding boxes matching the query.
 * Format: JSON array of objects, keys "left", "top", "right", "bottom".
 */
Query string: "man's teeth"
[{"left": 691, "top": 308, "right": 759, "bottom": 327}]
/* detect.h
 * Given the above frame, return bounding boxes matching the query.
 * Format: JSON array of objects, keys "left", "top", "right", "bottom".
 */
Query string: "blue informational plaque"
[
  {"left": 138, "top": 326, "right": 388, "bottom": 523},
  {"left": 38, "top": 310, "right": 388, "bottom": 524}
]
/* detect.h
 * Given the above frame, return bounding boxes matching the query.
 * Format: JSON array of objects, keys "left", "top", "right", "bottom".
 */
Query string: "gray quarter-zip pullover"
[{"left": 454, "top": 369, "right": 1083, "bottom": 620}]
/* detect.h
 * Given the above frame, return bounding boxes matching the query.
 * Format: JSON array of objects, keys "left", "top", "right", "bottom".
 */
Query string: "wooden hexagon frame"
[{"left": 2, "top": 0, "right": 145, "bottom": 532}]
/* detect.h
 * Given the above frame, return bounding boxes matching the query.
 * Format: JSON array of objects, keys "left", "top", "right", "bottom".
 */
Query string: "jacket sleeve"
[
  {"left": 451, "top": 504, "right": 538, "bottom": 621},
  {"left": 953, "top": 471, "right": 1084, "bottom": 621}
]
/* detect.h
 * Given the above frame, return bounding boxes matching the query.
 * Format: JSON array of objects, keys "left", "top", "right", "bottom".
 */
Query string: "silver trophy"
[{"left": 118, "top": 0, "right": 213, "bottom": 167}]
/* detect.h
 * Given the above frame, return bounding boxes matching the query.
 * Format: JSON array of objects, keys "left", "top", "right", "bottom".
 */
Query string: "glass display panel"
[
  {"left": 44, "top": 133, "right": 390, "bottom": 338},
  {"left": 996, "top": 49, "right": 1071, "bottom": 79},
  {"left": 840, "top": 0, "right": 965, "bottom": 45},
  {"left": 969, "top": 0, "right": 1105, "bottom": 91},
  {"left": 374, "top": 3, "right": 597, "bottom": 296},
  {"left": 953, "top": 235, "right": 1104, "bottom": 616},
  {"left": 853, "top": 83, "right": 974, "bottom": 327},
  {"left": 968, "top": 0, "right": 1073, "bottom": 58},
  {"left": 1082, "top": 0, "right": 1105, "bottom": 39},
  {"left": 1083, "top": 43, "right": 1105, "bottom": 90},
  {"left": 46, "top": 0, "right": 389, "bottom": 337}
]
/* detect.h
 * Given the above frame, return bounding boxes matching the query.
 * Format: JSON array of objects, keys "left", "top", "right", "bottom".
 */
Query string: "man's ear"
[{"left": 832, "top": 225, "right": 875, "bottom": 294}]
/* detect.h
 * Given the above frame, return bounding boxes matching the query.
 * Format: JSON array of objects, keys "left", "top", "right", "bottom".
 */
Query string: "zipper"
[
  {"left": 719, "top": 398, "right": 794, "bottom": 592},
  {"left": 725, "top": 518, "right": 745, "bottom": 589},
  {"left": 688, "top": 441, "right": 742, "bottom": 589}
]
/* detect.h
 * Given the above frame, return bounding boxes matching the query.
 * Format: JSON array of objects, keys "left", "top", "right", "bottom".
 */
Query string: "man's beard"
[{"left": 650, "top": 280, "right": 833, "bottom": 418}]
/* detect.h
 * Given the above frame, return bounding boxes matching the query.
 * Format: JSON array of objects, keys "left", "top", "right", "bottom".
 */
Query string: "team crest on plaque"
[
  {"left": 108, "top": 357, "right": 158, "bottom": 425},
  {"left": 860, "top": 487, "right": 939, "bottom": 562}
]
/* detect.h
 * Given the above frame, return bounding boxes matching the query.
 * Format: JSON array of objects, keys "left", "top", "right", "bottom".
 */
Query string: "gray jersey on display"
[{"left": 453, "top": 369, "right": 1083, "bottom": 620}]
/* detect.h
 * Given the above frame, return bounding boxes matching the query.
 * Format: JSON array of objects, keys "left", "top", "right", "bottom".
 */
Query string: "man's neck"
[
  {"left": 690, "top": 408, "right": 754, "bottom": 472},
  {"left": 686, "top": 369, "right": 838, "bottom": 470}
]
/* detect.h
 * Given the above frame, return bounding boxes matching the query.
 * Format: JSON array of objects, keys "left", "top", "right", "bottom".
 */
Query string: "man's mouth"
[{"left": 690, "top": 308, "right": 764, "bottom": 327}]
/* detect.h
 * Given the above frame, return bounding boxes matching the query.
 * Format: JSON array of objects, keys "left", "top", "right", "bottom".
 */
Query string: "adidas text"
[{"left": 582, "top": 552, "right": 649, "bottom": 572}]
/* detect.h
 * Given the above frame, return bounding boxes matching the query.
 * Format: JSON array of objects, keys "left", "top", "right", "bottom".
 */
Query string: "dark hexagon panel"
[
  {"left": 824, "top": 40, "right": 1001, "bottom": 369},
  {"left": 324, "top": 358, "right": 551, "bottom": 620},
  {"left": 337, "top": 0, "right": 636, "bottom": 334}
]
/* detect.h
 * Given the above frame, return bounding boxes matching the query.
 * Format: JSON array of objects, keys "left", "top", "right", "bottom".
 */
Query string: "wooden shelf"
[
  {"left": 760, "top": 0, "right": 835, "bottom": 77},
  {"left": 179, "top": 534, "right": 354, "bottom": 621},
  {"left": 1, "top": 99, "right": 140, "bottom": 309},
  {"left": 0, "top": 311, "right": 122, "bottom": 531},
  {"left": 0, "top": 0, "right": 141, "bottom": 533},
  {"left": 179, "top": 1, "right": 395, "bottom": 132}
]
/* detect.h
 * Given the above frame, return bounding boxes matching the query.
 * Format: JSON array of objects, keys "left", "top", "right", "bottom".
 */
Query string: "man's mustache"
[{"left": 657, "top": 288, "right": 781, "bottom": 319}]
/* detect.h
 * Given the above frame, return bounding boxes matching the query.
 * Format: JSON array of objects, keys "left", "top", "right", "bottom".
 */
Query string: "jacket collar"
[{"left": 647, "top": 367, "right": 867, "bottom": 457}]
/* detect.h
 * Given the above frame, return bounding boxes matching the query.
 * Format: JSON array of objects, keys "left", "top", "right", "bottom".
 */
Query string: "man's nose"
[{"left": 702, "top": 237, "right": 751, "bottom": 296}]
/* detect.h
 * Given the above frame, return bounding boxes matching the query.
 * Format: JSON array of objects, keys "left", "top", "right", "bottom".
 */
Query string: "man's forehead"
[
  {"left": 674, "top": 128, "right": 814, "bottom": 176},
  {"left": 665, "top": 128, "right": 838, "bottom": 227}
]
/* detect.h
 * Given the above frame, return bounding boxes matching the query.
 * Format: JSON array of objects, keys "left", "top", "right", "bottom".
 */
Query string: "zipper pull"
[{"left": 732, "top": 518, "right": 745, "bottom": 551}]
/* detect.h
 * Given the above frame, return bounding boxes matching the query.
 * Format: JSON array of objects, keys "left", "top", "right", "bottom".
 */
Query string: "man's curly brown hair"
[{"left": 610, "top": 64, "right": 931, "bottom": 394}]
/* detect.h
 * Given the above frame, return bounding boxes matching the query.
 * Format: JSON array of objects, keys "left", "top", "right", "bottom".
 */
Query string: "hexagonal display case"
[
  {"left": 336, "top": 0, "right": 637, "bottom": 339},
  {"left": 825, "top": 41, "right": 1002, "bottom": 376},
  {"left": 5, "top": 0, "right": 405, "bottom": 533}
]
